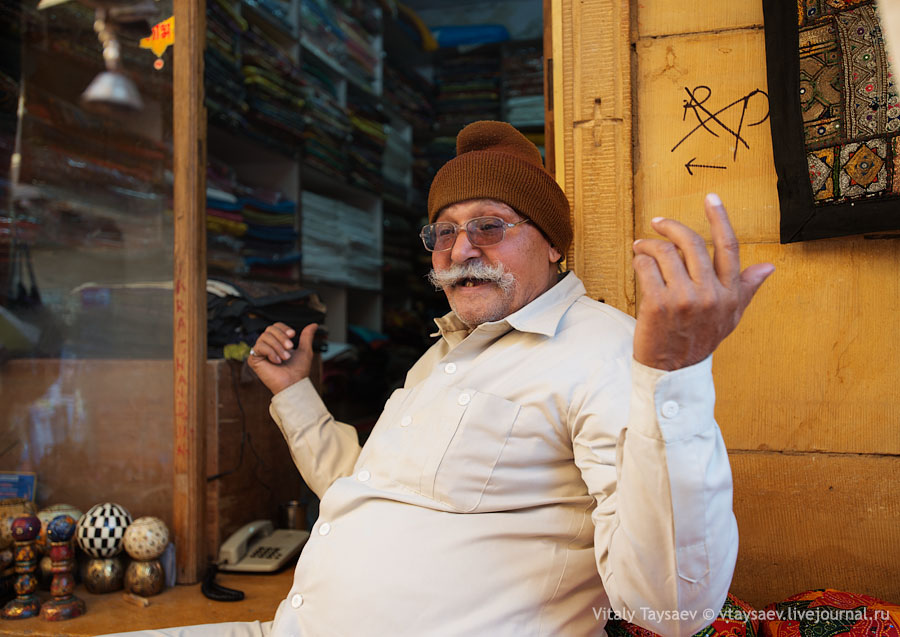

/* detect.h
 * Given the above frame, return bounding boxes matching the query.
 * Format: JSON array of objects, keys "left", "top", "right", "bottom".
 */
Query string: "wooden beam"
[
  {"left": 172, "top": 0, "right": 207, "bottom": 584},
  {"left": 543, "top": 0, "right": 555, "bottom": 176},
  {"left": 553, "top": 0, "right": 635, "bottom": 312}
]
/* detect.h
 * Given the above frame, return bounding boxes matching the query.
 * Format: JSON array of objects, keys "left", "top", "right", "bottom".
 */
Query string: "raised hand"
[
  {"left": 247, "top": 322, "right": 319, "bottom": 395},
  {"left": 631, "top": 193, "right": 774, "bottom": 371}
]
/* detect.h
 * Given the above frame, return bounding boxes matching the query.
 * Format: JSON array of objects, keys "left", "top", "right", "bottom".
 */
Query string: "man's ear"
[{"left": 548, "top": 245, "right": 562, "bottom": 264}]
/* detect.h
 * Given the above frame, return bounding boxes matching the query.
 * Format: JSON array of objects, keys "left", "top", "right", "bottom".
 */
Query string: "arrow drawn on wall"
[{"left": 684, "top": 158, "right": 727, "bottom": 176}]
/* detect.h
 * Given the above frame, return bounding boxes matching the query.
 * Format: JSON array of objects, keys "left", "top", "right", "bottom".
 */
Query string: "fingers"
[
  {"left": 704, "top": 193, "right": 741, "bottom": 287},
  {"left": 297, "top": 323, "right": 318, "bottom": 353},
  {"left": 632, "top": 253, "right": 666, "bottom": 298},
  {"left": 646, "top": 216, "right": 713, "bottom": 283},
  {"left": 632, "top": 238, "right": 693, "bottom": 287},
  {"left": 252, "top": 323, "right": 297, "bottom": 365}
]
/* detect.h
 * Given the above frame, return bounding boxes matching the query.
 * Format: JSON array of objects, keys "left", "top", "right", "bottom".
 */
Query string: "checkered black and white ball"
[{"left": 76, "top": 503, "right": 133, "bottom": 558}]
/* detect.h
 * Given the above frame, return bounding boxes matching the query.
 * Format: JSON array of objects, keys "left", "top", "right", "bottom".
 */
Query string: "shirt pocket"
[{"left": 427, "top": 389, "right": 520, "bottom": 512}]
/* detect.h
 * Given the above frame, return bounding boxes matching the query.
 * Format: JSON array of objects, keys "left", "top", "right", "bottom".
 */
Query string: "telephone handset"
[{"left": 217, "top": 519, "right": 309, "bottom": 573}]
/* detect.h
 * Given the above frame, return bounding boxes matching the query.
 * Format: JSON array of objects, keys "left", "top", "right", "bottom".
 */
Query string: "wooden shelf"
[{"left": 0, "top": 570, "right": 294, "bottom": 636}]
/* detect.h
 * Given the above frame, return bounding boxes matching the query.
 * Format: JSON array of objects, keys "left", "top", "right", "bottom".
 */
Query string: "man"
[{"left": 121, "top": 121, "right": 773, "bottom": 637}]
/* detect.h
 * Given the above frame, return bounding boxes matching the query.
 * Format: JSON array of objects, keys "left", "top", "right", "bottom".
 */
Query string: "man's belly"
[{"left": 270, "top": 478, "right": 608, "bottom": 637}]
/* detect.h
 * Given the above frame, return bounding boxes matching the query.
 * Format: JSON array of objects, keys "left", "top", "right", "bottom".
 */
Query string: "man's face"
[{"left": 430, "top": 199, "right": 562, "bottom": 327}]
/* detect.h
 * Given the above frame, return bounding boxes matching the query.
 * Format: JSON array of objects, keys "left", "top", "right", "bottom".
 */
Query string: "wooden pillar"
[
  {"left": 172, "top": 0, "right": 207, "bottom": 585},
  {"left": 550, "top": 0, "right": 634, "bottom": 313}
]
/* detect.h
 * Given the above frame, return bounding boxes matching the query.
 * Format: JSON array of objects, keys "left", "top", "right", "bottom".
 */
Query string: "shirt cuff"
[
  {"left": 629, "top": 355, "right": 717, "bottom": 442},
  {"left": 269, "top": 377, "right": 329, "bottom": 434}
]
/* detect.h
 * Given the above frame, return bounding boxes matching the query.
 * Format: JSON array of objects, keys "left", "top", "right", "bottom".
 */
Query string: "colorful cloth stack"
[
  {"left": 502, "top": 40, "right": 544, "bottom": 128},
  {"left": 301, "top": 65, "right": 352, "bottom": 180},
  {"left": 205, "top": 0, "right": 249, "bottom": 132},
  {"left": 242, "top": 25, "right": 306, "bottom": 148},
  {"left": 347, "top": 98, "right": 387, "bottom": 192},
  {"left": 206, "top": 160, "right": 299, "bottom": 281},
  {"left": 336, "top": 9, "right": 380, "bottom": 91},
  {"left": 434, "top": 45, "right": 502, "bottom": 132}
]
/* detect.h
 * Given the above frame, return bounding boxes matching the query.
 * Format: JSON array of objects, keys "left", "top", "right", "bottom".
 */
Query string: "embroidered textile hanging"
[{"left": 763, "top": 0, "right": 900, "bottom": 242}]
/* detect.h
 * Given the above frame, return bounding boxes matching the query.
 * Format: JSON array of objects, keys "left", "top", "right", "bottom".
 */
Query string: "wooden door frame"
[
  {"left": 172, "top": 0, "right": 207, "bottom": 585},
  {"left": 544, "top": 0, "right": 635, "bottom": 314}
]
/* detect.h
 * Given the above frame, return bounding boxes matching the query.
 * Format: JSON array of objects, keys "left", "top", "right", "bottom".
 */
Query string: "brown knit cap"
[{"left": 427, "top": 120, "right": 572, "bottom": 254}]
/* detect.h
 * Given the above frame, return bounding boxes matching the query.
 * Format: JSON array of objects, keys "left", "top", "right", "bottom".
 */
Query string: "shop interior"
[{"left": 0, "top": 0, "right": 547, "bottom": 628}]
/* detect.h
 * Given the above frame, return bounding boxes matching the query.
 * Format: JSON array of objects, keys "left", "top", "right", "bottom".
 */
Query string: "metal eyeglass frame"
[{"left": 419, "top": 216, "right": 530, "bottom": 252}]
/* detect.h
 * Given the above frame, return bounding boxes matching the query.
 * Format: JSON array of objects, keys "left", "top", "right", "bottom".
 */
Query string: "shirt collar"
[{"left": 431, "top": 271, "right": 586, "bottom": 339}]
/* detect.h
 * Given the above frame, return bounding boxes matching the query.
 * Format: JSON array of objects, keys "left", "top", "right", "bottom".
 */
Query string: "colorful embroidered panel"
[
  {"left": 604, "top": 593, "right": 760, "bottom": 637},
  {"left": 761, "top": 588, "right": 900, "bottom": 637},
  {"left": 764, "top": 0, "right": 900, "bottom": 241}
]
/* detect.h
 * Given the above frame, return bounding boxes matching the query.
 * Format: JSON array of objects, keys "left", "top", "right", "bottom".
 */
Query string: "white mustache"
[{"left": 427, "top": 262, "right": 516, "bottom": 295}]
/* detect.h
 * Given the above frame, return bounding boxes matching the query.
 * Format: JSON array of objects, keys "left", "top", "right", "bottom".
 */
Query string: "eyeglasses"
[{"left": 419, "top": 216, "right": 530, "bottom": 252}]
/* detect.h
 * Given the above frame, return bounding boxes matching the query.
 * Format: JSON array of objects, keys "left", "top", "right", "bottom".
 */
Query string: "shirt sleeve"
[
  {"left": 269, "top": 378, "right": 361, "bottom": 499},
  {"left": 569, "top": 355, "right": 738, "bottom": 637}
]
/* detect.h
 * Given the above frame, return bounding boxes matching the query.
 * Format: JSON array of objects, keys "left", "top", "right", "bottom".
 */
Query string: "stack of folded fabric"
[
  {"left": 341, "top": 202, "right": 382, "bottom": 290},
  {"left": 241, "top": 194, "right": 299, "bottom": 279},
  {"left": 420, "top": 134, "right": 456, "bottom": 197},
  {"left": 336, "top": 8, "right": 380, "bottom": 92},
  {"left": 301, "top": 191, "right": 381, "bottom": 288},
  {"left": 300, "top": 0, "right": 346, "bottom": 61},
  {"left": 244, "top": 0, "right": 293, "bottom": 28},
  {"left": 205, "top": 0, "right": 249, "bottom": 133},
  {"left": 301, "top": 191, "right": 346, "bottom": 283},
  {"left": 347, "top": 97, "right": 387, "bottom": 192},
  {"left": 241, "top": 25, "right": 306, "bottom": 150},
  {"left": 301, "top": 65, "right": 352, "bottom": 180},
  {"left": 206, "top": 158, "right": 299, "bottom": 281},
  {"left": 502, "top": 40, "right": 545, "bottom": 129},
  {"left": 383, "top": 64, "right": 435, "bottom": 133},
  {"left": 382, "top": 122, "right": 411, "bottom": 203},
  {"left": 434, "top": 45, "right": 502, "bottom": 132}
]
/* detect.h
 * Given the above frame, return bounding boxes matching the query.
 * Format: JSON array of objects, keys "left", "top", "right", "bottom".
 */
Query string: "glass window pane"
[{"left": 0, "top": 0, "right": 174, "bottom": 527}]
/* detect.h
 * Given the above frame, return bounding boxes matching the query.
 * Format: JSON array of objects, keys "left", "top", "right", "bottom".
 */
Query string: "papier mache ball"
[
  {"left": 76, "top": 503, "right": 133, "bottom": 558},
  {"left": 37, "top": 504, "right": 83, "bottom": 553},
  {"left": 11, "top": 514, "right": 41, "bottom": 541},
  {"left": 47, "top": 514, "right": 77, "bottom": 543},
  {"left": 123, "top": 516, "right": 169, "bottom": 561}
]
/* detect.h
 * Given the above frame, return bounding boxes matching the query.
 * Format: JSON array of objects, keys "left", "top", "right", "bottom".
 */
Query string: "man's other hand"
[
  {"left": 631, "top": 193, "right": 774, "bottom": 371},
  {"left": 248, "top": 322, "right": 319, "bottom": 395}
]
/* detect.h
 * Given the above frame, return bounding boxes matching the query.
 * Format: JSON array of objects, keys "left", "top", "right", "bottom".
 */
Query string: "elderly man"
[{"left": 119, "top": 121, "right": 772, "bottom": 637}]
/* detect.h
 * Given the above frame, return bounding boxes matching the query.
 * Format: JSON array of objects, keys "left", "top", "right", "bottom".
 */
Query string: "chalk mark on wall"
[{"left": 671, "top": 86, "right": 770, "bottom": 163}]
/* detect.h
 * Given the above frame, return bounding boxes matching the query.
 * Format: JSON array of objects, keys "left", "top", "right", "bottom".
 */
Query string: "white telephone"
[{"left": 217, "top": 519, "right": 309, "bottom": 573}]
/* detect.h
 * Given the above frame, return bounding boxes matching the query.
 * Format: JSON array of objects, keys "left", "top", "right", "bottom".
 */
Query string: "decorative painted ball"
[
  {"left": 47, "top": 514, "right": 77, "bottom": 543},
  {"left": 76, "top": 503, "right": 133, "bottom": 558},
  {"left": 11, "top": 515, "right": 41, "bottom": 542},
  {"left": 0, "top": 499, "right": 36, "bottom": 549},
  {"left": 123, "top": 516, "right": 169, "bottom": 561},
  {"left": 36, "top": 504, "right": 83, "bottom": 552}
]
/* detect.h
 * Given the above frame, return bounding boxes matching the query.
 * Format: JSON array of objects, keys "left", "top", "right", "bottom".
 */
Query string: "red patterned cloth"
[
  {"left": 761, "top": 589, "right": 900, "bottom": 637},
  {"left": 604, "top": 593, "right": 760, "bottom": 637}
]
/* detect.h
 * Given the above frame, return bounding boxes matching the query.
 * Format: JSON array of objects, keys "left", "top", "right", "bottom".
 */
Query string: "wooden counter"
[{"left": 0, "top": 569, "right": 293, "bottom": 636}]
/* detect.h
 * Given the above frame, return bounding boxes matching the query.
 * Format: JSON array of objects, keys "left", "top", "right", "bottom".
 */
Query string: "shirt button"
[
  {"left": 318, "top": 522, "right": 331, "bottom": 536},
  {"left": 457, "top": 393, "right": 471, "bottom": 406},
  {"left": 357, "top": 470, "right": 370, "bottom": 482},
  {"left": 661, "top": 400, "right": 680, "bottom": 419},
  {"left": 444, "top": 362, "right": 457, "bottom": 374},
  {"left": 291, "top": 593, "right": 303, "bottom": 608},
  {"left": 400, "top": 415, "right": 412, "bottom": 427}
]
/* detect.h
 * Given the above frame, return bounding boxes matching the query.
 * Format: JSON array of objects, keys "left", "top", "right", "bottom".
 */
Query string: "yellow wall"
[{"left": 554, "top": 0, "right": 900, "bottom": 608}]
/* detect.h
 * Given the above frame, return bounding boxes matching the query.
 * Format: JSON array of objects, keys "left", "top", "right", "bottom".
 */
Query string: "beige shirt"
[{"left": 268, "top": 272, "right": 738, "bottom": 637}]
